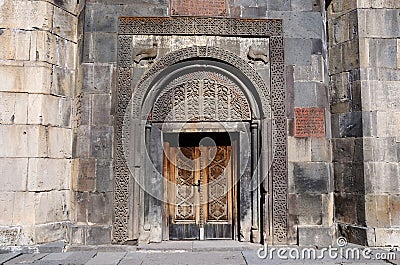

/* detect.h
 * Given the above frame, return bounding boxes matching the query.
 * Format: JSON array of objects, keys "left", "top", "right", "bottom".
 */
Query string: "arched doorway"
[
  {"left": 135, "top": 59, "right": 264, "bottom": 243},
  {"left": 113, "top": 37, "right": 287, "bottom": 245}
]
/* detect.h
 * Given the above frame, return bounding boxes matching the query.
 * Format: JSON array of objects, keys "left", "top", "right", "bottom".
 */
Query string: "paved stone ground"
[{"left": 0, "top": 241, "right": 399, "bottom": 265}]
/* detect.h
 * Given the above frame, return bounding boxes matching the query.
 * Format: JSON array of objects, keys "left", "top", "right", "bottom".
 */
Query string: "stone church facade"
[{"left": 0, "top": 0, "right": 399, "bottom": 247}]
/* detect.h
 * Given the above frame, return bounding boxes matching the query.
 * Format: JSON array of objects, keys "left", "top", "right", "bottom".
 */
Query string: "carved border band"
[
  {"left": 118, "top": 17, "right": 283, "bottom": 36},
  {"left": 114, "top": 17, "right": 287, "bottom": 244}
]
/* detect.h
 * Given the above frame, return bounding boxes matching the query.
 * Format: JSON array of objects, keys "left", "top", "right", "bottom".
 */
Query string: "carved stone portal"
[{"left": 114, "top": 17, "right": 287, "bottom": 245}]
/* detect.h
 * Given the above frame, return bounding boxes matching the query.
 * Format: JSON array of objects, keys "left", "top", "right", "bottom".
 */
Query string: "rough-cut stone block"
[
  {"left": 28, "top": 94, "right": 58, "bottom": 126},
  {"left": 337, "top": 111, "right": 363, "bottom": 137},
  {"left": 375, "top": 195, "right": 390, "bottom": 227},
  {"left": 331, "top": 10, "right": 358, "bottom": 45},
  {"left": 0, "top": 29, "right": 17, "bottom": 59},
  {"left": 92, "top": 94, "right": 111, "bottom": 126},
  {"left": 342, "top": 39, "right": 360, "bottom": 71},
  {"left": 241, "top": 6, "right": 267, "bottom": 18},
  {"left": 327, "top": 0, "right": 357, "bottom": 18},
  {"left": 35, "top": 191, "right": 70, "bottom": 224},
  {"left": 48, "top": 127, "right": 72, "bottom": 158},
  {"left": 94, "top": 33, "right": 117, "bottom": 63},
  {"left": 69, "top": 225, "right": 85, "bottom": 245},
  {"left": 90, "top": 126, "right": 113, "bottom": 159},
  {"left": 28, "top": 94, "right": 71, "bottom": 127},
  {"left": 51, "top": 66, "right": 75, "bottom": 97},
  {"left": 53, "top": 6, "right": 77, "bottom": 42},
  {"left": 0, "top": 125, "right": 48, "bottom": 158},
  {"left": 0, "top": 193, "right": 15, "bottom": 225},
  {"left": 294, "top": 83, "right": 327, "bottom": 108},
  {"left": 0, "top": 63, "right": 52, "bottom": 94},
  {"left": 285, "top": 38, "right": 312, "bottom": 65},
  {"left": 0, "top": 158, "right": 28, "bottom": 192},
  {"left": 364, "top": 162, "right": 400, "bottom": 194},
  {"left": 29, "top": 31, "right": 56, "bottom": 65},
  {"left": 358, "top": 9, "right": 400, "bottom": 38},
  {"left": 12, "top": 192, "right": 35, "bottom": 225},
  {"left": 74, "top": 126, "right": 91, "bottom": 158},
  {"left": 329, "top": 72, "right": 351, "bottom": 106},
  {"left": 311, "top": 138, "right": 331, "bottom": 162},
  {"left": 337, "top": 224, "right": 369, "bottom": 246},
  {"left": 30, "top": 31, "right": 76, "bottom": 69},
  {"left": 389, "top": 195, "right": 400, "bottom": 227},
  {"left": 375, "top": 228, "right": 400, "bottom": 247},
  {"left": 365, "top": 194, "right": 378, "bottom": 227},
  {"left": 86, "top": 226, "right": 112, "bottom": 245},
  {"left": 73, "top": 159, "right": 96, "bottom": 192},
  {"left": 298, "top": 227, "right": 333, "bottom": 246},
  {"left": 34, "top": 222, "right": 68, "bottom": 244},
  {"left": 361, "top": 110, "right": 378, "bottom": 137},
  {"left": 292, "top": 162, "right": 329, "bottom": 193},
  {"left": 296, "top": 194, "right": 323, "bottom": 225},
  {"left": 28, "top": 158, "right": 71, "bottom": 192},
  {"left": 75, "top": 192, "right": 112, "bottom": 224},
  {"left": 398, "top": 39, "right": 400, "bottom": 69},
  {"left": 333, "top": 162, "right": 364, "bottom": 193},
  {"left": 0, "top": 1, "right": 53, "bottom": 30},
  {"left": 82, "top": 63, "right": 115, "bottom": 94},
  {"left": 96, "top": 159, "right": 112, "bottom": 192},
  {"left": 0, "top": 92, "right": 28, "bottom": 125},
  {"left": 332, "top": 138, "right": 361, "bottom": 163},
  {"left": 266, "top": 11, "right": 323, "bottom": 39},
  {"left": 368, "top": 38, "right": 398, "bottom": 69},
  {"left": 291, "top": 0, "right": 314, "bottom": 11},
  {"left": 334, "top": 193, "right": 358, "bottom": 224},
  {"left": 363, "top": 137, "right": 397, "bottom": 162},
  {"left": 293, "top": 55, "right": 324, "bottom": 82},
  {"left": 376, "top": 111, "right": 400, "bottom": 138},
  {"left": 0, "top": 29, "right": 31, "bottom": 60},
  {"left": 288, "top": 137, "right": 311, "bottom": 162}
]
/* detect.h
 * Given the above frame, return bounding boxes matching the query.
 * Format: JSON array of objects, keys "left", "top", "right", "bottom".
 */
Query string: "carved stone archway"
[{"left": 113, "top": 17, "right": 287, "bottom": 245}]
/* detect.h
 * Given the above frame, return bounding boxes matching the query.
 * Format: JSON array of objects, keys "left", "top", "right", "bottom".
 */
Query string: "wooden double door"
[{"left": 163, "top": 133, "right": 236, "bottom": 240}]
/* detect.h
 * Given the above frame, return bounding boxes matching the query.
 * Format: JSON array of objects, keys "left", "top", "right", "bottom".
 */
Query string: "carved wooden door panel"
[{"left": 165, "top": 144, "right": 233, "bottom": 240}]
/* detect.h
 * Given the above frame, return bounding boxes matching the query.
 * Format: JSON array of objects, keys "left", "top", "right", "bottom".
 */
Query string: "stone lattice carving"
[
  {"left": 152, "top": 71, "right": 251, "bottom": 122},
  {"left": 114, "top": 17, "right": 287, "bottom": 244},
  {"left": 118, "top": 17, "right": 283, "bottom": 37},
  {"left": 132, "top": 46, "right": 271, "bottom": 120}
]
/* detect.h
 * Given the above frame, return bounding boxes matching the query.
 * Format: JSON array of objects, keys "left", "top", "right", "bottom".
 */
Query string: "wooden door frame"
[{"left": 162, "top": 132, "right": 239, "bottom": 241}]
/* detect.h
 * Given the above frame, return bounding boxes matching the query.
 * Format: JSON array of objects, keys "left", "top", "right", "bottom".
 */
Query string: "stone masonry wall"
[
  {"left": 328, "top": 0, "right": 400, "bottom": 246},
  {"left": 70, "top": 0, "right": 168, "bottom": 245},
  {"left": 358, "top": 0, "right": 400, "bottom": 246},
  {"left": 264, "top": 0, "right": 334, "bottom": 246},
  {"left": 0, "top": 0, "right": 79, "bottom": 245}
]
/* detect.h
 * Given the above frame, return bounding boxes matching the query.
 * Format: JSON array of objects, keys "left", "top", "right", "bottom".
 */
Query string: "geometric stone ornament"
[
  {"left": 152, "top": 71, "right": 251, "bottom": 122},
  {"left": 115, "top": 16, "right": 287, "bottom": 244}
]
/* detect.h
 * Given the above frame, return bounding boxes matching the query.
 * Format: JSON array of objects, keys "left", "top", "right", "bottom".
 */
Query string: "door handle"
[{"left": 193, "top": 180, "right": 200, "bottom": 193}]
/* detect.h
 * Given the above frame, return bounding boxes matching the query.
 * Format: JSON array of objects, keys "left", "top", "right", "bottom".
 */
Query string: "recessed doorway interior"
[{"left": 162, "top": 132, "right": 238, "bottom": 240}]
